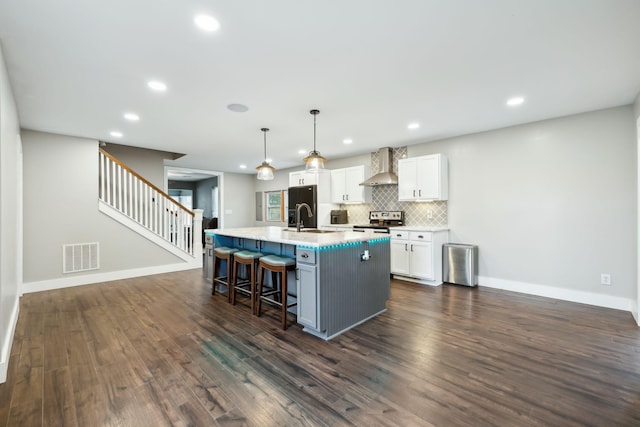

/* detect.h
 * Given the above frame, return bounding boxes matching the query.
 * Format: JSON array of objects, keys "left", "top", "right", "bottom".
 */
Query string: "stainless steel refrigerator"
[{"left": 287, "top": 185, "right": 317, "bottom": 228}]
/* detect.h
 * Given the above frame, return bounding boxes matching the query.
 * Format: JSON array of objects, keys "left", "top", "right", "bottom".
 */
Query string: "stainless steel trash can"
[{"left": 443, "top": 244, "right": 478, "bottom": 287}]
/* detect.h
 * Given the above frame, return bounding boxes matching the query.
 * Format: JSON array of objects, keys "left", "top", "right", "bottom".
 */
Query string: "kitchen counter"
[
  {"left": 211, "top": 226, "right": 387, "bottom": 247},
  {"left": 208, "top": 226, "right": 390, "bottom": 340},
  {"left": 389, "top": 225, "right": 449, "bottom": 232}
]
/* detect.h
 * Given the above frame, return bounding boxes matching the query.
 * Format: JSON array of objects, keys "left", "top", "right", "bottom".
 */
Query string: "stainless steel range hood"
[{"left": 360, "top": 147, "right": 398, "bottom": 186}]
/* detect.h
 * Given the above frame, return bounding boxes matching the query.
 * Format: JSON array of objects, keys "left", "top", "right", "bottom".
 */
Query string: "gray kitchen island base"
[
  {"left": 209, "top": 227, "right": 391, "bottom": 340},
  {"left": 301, "top": 308, "right": 387, "bottom": 341}
]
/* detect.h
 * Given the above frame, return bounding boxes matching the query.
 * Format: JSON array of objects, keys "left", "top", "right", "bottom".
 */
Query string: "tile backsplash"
[{"left": 339, "top": 146, "right": 448, "bottom": 227}]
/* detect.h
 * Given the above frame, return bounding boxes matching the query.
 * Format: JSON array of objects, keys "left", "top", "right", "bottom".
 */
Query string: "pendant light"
[
  {"left": 256, "top": 127, "right": 275, "bottom": 180},
  {"left": 303, "top": 109, "right": 327, "bottom": 170}
]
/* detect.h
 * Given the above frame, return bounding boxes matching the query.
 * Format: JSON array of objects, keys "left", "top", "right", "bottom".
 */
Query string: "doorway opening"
[{"left": 164, "top": 166, "right": 224, "bottom": 229}]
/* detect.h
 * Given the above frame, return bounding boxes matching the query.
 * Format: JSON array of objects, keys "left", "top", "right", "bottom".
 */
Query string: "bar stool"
[
  {"left": 212, "top": 246, "right": 239, "bottom": 300},
  {"left": 230, "top": 250, "right": 263, "bottom": 313},
  {"left": 256, "top": 255, "right": 297, "bottom": 330}
]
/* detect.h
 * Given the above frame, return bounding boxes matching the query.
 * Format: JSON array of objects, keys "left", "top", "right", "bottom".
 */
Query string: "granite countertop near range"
[{"left": 207, "top": 226, "right": 388, "bottom": 248}]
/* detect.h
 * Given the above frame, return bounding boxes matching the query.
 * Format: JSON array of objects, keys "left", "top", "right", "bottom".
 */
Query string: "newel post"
[{"left": 193, "top": 209, "right": 204, "bottom": 264}]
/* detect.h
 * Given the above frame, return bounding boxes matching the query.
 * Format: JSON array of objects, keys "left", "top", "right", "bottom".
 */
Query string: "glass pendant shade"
[
  {"left": 303, "top": 150, "right": 327, "bottom": 170},
  {"left": 256, "top": 127, "right": 275, "bottom": 180},
  {"left": 303, "top": 109, "right": 326, "bottom": 170},
  {"left": 256, "top": 161, "right": 275, "bottom": 180}
]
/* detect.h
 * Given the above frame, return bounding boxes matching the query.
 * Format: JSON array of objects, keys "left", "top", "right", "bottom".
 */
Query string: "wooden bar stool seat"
[
  {"left": 230, "top": 250, "right": 263, "bottom": 313},
  {"left": 212, "top": 246, "right": 239, "bottom": 299},
  {"left": 256, "top": 255, "right": 297, "bottom": 330}
]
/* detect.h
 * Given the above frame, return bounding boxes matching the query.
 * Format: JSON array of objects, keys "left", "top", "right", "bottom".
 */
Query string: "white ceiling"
[{"left": 1, "top": 0, "right": 639, "bottom": 174}]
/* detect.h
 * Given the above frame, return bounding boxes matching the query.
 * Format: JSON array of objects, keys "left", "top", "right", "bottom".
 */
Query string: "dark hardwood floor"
[{"left": 1, "top": 269, "right": 640, "bottom": 426}]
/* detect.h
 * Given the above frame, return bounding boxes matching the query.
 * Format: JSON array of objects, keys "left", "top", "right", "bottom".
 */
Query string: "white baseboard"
[
  {"left": 478, "top": 275, "right": 634, "bottom": 313},
  {"left": 392, "top": 274, "right": 442, "bottom": 287},
  {"left": 0, "top": 297, "right": 20, "bottom": 383},
  {"left": 22, "top": 261, "right": 201, "bottom": 294},
  {"left": 632, "top": 300, "right": 639, "bottom": 326}
]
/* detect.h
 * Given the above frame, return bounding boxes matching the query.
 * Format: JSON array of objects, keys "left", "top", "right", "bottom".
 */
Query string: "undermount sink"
[{"left": 284, "top": 228, "right": 337, "bottom": 234}]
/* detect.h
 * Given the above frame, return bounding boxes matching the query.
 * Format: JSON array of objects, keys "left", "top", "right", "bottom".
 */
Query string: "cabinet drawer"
[
  {"left": 390, "top": 230, "right": 409, "bottom": 240},
  {"left": 297, "top": 248, "right": 316, "bottom": 264},
  {"left": 409, "top": 231, "right": 432, "bottom": 241}
]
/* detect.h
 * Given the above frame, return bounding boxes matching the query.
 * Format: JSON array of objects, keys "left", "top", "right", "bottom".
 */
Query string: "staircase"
[{"left": 98, "top": 148, "right": 202, "bottom": 263}]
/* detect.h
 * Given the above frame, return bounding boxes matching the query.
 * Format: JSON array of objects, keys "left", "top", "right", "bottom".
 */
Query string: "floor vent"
[{"left": 63, "top": 242, "right": 99, "bottom": 273}]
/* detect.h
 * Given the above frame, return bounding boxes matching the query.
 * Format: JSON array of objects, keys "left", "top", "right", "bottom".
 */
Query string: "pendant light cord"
[
  {"left": 310, "top": 109, "right": 319, "bottom": 153},
  {"left": 261, "top": 127, "right": 269, "bottom": 161}
]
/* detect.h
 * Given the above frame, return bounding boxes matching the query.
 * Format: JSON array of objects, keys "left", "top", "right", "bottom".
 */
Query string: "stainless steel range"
[{"left": 352, "top": 210, "right": 405, "bottom": 234}]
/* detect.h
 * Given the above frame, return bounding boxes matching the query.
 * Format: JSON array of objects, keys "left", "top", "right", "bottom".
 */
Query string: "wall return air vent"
[{"left": 63, "top": 242, "right": 99, "bottom": 274}]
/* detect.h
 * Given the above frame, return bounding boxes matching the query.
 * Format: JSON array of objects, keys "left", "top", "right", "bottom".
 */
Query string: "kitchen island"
[{"left": 207, "top": 226, "right": 390, "bottom": 340}]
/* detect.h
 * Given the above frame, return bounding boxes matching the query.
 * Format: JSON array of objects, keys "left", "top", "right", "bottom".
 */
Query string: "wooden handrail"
[{"left": 99, "top": 148, "right": 194, "bottom": 216}]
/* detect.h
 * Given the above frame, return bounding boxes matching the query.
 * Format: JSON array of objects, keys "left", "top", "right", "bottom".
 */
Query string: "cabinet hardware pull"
[
  {"left": 301, "top": 253, "right": 308, "bottom": 258},
  {"left": 418, "top": 235, "right": 423, "bottom": 239},
  {"left": 411, "top": 244, "right": 414, "bottom": 251},
  {"left": 419, "top": 189, "right": 422, "bottom": 197},
  {"left": 405, "top": 243, "right": 408, "bottom": 251},
  {"left": 413, "top": 189, "right": 416, "bottom": 197}
]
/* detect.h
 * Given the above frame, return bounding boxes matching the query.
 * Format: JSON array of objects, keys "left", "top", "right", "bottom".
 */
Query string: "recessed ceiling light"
[
  {"left": 343, "top": 138, "right": 353, "bottom": 144},
  {"left": 239, "top": 164, "right": 247, "bottom": 169},
  {"left": 110, "top": 131, "right": 123, "bottom": 138},
  {"left": 124, "top": 113, "right": 139, "bottom": 121},
  {"left": 408, "top": 122, "right": 420, "bottom": 130},
  {"left": 227, "top": 103, "right": 249, "bottom": 113},
  {"left": 194, "top": 14, "right": 220, "bottom": 32},
  {"left": 506, "top": 96, "right": 525, "bottom": 107},
  {"left": 147, "top": 80, "right": 167, "bottom": 92}
]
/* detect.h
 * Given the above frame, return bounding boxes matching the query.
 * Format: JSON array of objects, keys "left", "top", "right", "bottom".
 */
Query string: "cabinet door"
[
  {"left": 289, "top": 171, "right": 318, "bottom": 187},
  {"left": 390, "top": 240, "right": 411, "bottom": 275},
  {"left": 397, "top": 158, "right": 417, "bottom": 201},
  {"left": 416, "top": 156, "right": 440, "bottom": 200},
  {"left": 296, "top": 264, "right": 318, "bottom": 328},
  {"left": 289, "top": 171, "right": 302, "bottom": 187},
  {"left": 344, "top": 166, "right": 365, "bottom": 203},
  {"left": 410, "top": 241, "right": 433, "bottom": 280},
  {"left": 330, "top": 169, "right": 347, "bottom": 203}
]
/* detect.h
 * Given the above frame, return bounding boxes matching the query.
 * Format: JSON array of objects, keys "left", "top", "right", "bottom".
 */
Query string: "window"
[
  {"left": 265, "top": 190, "right": 284, "bottom": 222},
  {"left": 168, "top": 189, "right": 193, "bottom": 210}
]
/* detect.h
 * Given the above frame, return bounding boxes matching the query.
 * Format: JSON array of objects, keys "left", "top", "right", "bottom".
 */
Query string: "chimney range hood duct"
[{"left": 360, "top": 147, "right": 398, "bottom": 186}]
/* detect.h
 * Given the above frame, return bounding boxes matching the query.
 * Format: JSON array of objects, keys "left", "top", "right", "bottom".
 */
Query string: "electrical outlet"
[
  {"left": 427, "top": 210, "right": 433, "bottom": 219},
  {"left": 600, "top": 273, "right": 611, "bottom": 286}
]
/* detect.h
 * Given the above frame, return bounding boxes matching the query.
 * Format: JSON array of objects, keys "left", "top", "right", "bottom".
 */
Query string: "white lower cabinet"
[
  {"left": 296, "top": 258, "right": 318, "bottom": 329},
  {"left": 390, "top": 239, "right": 411, "bottom": 275},
  {"left": 409, "top": 239, "right": 433, "bottom": 279},
  {"left": 390, "top": 229, "right": 448, "bottom": 285}
]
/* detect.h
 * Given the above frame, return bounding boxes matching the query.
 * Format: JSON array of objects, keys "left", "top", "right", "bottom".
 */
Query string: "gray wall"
[
  {"left": 103, "top": 143, "right": 176, "bottom": 188},
  {"left": 221, "top": 172, "right": 254, "bottom": 228},
  {"left": 0, "top": 43, "right": 21, "bottom": 382},
  {"left": 22, "top": 130, "right": 183, "bottom": 283},
  {"left": 195, "top": 176, "right": 218, "bottom": 218},
  {"left": 413, "top": 106, "right": 635, "bottom": 299}
]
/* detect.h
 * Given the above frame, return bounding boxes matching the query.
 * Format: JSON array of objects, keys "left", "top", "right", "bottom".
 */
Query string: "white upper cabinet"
[
  {"left": 330, "top": 165, "right": 371, "bottom": 204},
  {"left": 398, "top": 154, "right": 448, "bottom": 201},
  {"left": 289, "top": 171, "right": 318, "bottom": 187},
  {"left": 289, "top": 169, "right": 331, "bottom": 203}
]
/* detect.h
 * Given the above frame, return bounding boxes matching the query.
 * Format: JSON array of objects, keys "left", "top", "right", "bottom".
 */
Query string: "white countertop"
[
  {"left": 389, "top": 226, "right": 449, "bottom": 232},
  {"left": 323, "top": 223, "right": 448, "bottom": 231},
  {"left": 207, "top": 226, "right": 389, "bottom": 248}
]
